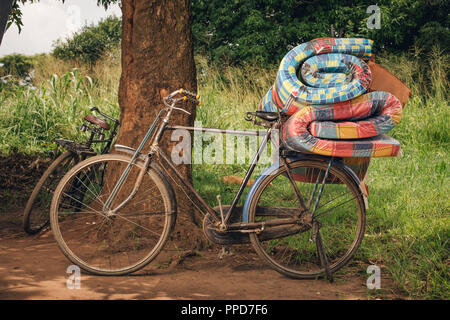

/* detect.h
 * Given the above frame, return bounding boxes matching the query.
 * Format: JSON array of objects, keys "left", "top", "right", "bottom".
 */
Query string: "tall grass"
[
  {"left": 0, "top": 49, "right": 121, "bottom": 155},
  {"left": 196, "top": 49, "right": 449, "bottom": 299},
  {"left": 195, "top": 55, "right": 276, "bottom": 130},
  {"left": 0, "top": 48, "right": 448, "bottom": 299},
  {"left": 361, "top": 47, "right": 449, "bottom": 299}
]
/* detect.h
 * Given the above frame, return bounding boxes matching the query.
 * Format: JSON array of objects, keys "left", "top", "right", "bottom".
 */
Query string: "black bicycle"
[
  {"left": 22, "top": 107, "right": 120, "bottom": 234},
  {"left": 49, "top": 89, "right": 367, "bottom": 280}
]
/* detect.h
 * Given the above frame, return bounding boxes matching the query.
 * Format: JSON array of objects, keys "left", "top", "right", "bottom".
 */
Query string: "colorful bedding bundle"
[{"left": 259, "top": 37, "right": 406, "bottom": 180}]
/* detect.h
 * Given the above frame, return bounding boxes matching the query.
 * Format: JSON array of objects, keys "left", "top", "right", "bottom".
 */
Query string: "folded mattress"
[
  {"left": 259, "top": 37, "right": 403, "bottom": 160},
  {"left": 282, "top": 91, "right": 403, "bottom": 157}
]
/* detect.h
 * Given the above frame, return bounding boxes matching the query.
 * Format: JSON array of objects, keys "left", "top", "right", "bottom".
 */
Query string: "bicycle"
[
  {"left": 22, "top": 107, "right": 120, "bottom": 234},
  {"left": 49, "top": 89, "right": 367, "bottom": 281}
]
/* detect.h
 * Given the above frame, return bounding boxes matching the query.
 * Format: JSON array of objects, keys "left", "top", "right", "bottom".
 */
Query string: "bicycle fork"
[
  {"left": 311, "top": 159, "right": 334, "bottom": 282},
  {"left": 104, "top": 155, "right": 153, "bottom": 215},
  {"left": 102, "top": 109, "right": 165, "bottom": 213}
]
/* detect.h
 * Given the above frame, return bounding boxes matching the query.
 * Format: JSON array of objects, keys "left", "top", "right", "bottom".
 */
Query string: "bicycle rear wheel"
[
  {"left": 248, "top": 159, "right": 365, "bottom": 279},
  {"left": 23, "top": 151, "right": 78, "bottom": 234},
  {"left": 50, "top": 154, "right": 176, "bottom": 276}
]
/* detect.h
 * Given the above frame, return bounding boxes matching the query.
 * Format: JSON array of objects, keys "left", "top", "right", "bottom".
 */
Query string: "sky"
[{"left": 0, "top": 0, "right": 122, "bottom": 57}]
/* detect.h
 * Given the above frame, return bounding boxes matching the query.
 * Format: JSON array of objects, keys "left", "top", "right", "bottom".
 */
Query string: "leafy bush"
[
  {"left": 192, "top": 0, "right": 450, "bottom": 65},
  {"left": 415, "top": 21, "right": 450, "bottom": 53},
  {"left": 0, "top": 53, "right": 33, "bottom": 77},
  {"left": 52, "top": 16, "right": 121, "bottom": 65}
]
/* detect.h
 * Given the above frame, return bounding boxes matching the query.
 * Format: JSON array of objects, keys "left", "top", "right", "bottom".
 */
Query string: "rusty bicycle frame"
[{"left": 103, "top": 89, "right": 331, "bottom": 236}]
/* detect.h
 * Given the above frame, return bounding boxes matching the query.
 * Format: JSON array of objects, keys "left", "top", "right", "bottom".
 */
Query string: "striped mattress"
[{"left": 259, "top": 37, "right": 404, "bottom": 161}]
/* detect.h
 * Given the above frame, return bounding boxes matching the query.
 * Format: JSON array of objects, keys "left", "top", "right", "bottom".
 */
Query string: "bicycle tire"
[
  {"left": 23, "top": 151, "right": 78, "bottom": 234},
  {"left": 248, "top": 159, "right": 366, "bottom": 279},
  {"left": 50, "top": 154, "right": 177, "bottom": 276}
]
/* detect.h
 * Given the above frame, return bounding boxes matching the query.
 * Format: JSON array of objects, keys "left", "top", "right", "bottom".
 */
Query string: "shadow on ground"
[{"left": 0, "top": 208, "right": 403, "bottom": 300}]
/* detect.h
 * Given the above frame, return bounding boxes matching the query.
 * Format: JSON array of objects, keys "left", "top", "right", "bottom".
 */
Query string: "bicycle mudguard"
[
  {"left": 113, "top": 144, "right": 146, "bottom": 161},
  {"left": 242, "top": 155, "right": 368, "bottom": 223}
]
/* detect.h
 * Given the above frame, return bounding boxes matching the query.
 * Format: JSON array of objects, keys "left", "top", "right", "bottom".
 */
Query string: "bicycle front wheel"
[
  {"left": 23, "top": 151, "right": 78, "bottom": 234},
  {"left": 248, "top": 159, "right": 365, "bottom": 279},
  {"left": 50, "top": 154, "right": 176, "bottom": 276}
]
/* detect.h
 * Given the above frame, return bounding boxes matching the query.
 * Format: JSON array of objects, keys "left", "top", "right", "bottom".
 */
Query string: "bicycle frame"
[
  {"left": 104, "top": 96, "right": 365, "bottom": 233},
  {"left": 50, "top": 91, "right": 369, "bottom": 281},
  {"left": 105, "top": 107, "right": 283, "bottom": 227}
]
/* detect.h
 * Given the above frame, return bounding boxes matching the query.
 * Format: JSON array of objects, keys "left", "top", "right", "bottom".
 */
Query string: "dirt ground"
[{"left": 0, "top": 208, "right": 406, "bottom": 300}]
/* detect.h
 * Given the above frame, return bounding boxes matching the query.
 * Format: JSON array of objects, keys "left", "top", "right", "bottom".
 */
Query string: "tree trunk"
[
  {"left": 116, "top": 0, "right": 203, "bottom": 247},
  {"left": 0, "top": 0, "right": 14, "bottom": 46}
]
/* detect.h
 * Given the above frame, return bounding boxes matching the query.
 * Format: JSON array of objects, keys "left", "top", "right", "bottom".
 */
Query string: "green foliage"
[
  {"left": 0, "top": 48, "right": 448, "bottom": 298},
  {"left": 8, "top": 1, "right": 449, "bottom": 66},
  {"left": 192, "top": 0, "right": 450, "bottom": 64},
  {"left": 52, "top": 16, "right": 121, "bottom": 65},
  {"left": 7, "top": 0, "right": 120, "bottom": 32},
  {"left": 193, "top": 49, "right": 449, "bottom": 299},
  {"left": 0, "top": 53, "right": 33, "bottom": 76},
  {"left": 415, "top": 21, "right": 450, "bottom": 53},
  {"left": 0, "top": 61, "right": 120, "bottom": 155}
]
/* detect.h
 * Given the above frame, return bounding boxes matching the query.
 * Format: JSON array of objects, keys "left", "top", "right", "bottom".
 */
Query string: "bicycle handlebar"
[{"left": 164, "top": 88, "right": 201, "bottom": 111}]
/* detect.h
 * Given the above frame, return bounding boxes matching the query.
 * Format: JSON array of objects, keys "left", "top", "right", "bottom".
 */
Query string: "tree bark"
[
  {"left": 0, "top": 0, "right": 14, "bottom": 46},
  {"left": 116, "top": 0, "right": 201, "bottom": 234}
]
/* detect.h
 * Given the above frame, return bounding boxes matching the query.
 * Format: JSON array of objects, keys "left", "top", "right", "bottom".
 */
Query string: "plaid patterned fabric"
[
  {"left": 283, "top": 132, "right": 400, "bottom": 158},
  {"left": 282, "top": 92, "right": 402, "bottom": 157},
  {"left": 259, "top": 38, "right": 374, "bottom": 114},
  {"left": 342, "top": 157, "right": 371, "bottom": 181},
  {"left": 309, "top": 92, "right": 402, "bottom": 140},
  {"left": 291, "top": 156, "right": 371, "bottom": 183},
  {"left": 258, "top": 38, "right": 403, "bottom": 160},
  {"left": 259, "top": 38, "right": 404, "bottom": 186}
]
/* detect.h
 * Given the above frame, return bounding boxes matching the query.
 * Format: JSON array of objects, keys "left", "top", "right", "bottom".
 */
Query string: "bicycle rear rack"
[{"left": 54, "top": 139, "right": 96, "bottom": 156}]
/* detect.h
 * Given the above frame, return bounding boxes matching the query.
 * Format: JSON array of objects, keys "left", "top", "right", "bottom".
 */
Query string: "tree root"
[{"left": 167, "top": 250, "right": 201, "bottom": 270}]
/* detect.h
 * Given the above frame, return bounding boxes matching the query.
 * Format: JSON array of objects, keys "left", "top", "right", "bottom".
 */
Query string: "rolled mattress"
[
  {"left": 259, "top": 37, "right": 403, "bottom": 159},
  {"left": 282, "top": 91, "right": 402, "bottom": 157}
]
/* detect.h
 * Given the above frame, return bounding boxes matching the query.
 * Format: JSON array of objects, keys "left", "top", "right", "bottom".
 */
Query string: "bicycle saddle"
[
  {"left": 84, "top": 114, "right": 110, "bottom": 130},
  {"left": 246, "top": 111, "right": 280, "bottom": 122}
]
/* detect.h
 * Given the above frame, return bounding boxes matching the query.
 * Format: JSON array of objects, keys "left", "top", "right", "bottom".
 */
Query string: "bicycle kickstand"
[
  {"left": 216, "top": 195, "right": 232, "bottom": 260},
  {"left": 218, "top": 246, "right": 231, "bottom": 260},
  {"left": 313, "top": 222, "right": 334, "bottom": 283}
]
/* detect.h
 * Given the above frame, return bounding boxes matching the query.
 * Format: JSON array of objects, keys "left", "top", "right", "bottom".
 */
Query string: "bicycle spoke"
[
  {"left": 51, "top": 154, "right": 174, "bottom": 275},
  {"left": 314, "top": 196, "right": 358, "bottom": 218},
  {"left": 73, "top": 174, "right": 104, "bottom": 206},
  {"left": 117, "top": 210, "right": 168, "bottom": 217},
  {"left": 248, "top": 159, "right": 365, "bottom": 279},
  {"left": 61, "top": 191, "right": 107, "bottom": 218},
  {"left": 110, "top": 212, "right": 163, "bottom": 237},
  {"left": 315, "top": 191, "right": 351, "bottom": 212}
]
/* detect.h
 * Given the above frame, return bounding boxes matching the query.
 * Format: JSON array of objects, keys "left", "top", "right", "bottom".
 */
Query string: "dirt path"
[{"left": 0, "top": 209, "right": 402, "bottom": 300}]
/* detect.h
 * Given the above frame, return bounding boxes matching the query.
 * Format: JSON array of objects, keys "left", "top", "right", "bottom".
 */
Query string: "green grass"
[
  {"left": 194, "top": 49, "right": 449, "bottom": 299},
  {"left": 0, "top": 52, "right": 121, "bottom": 155},
  {"left": 0, "top": 48, "right": 448, "bottom": 299}
]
